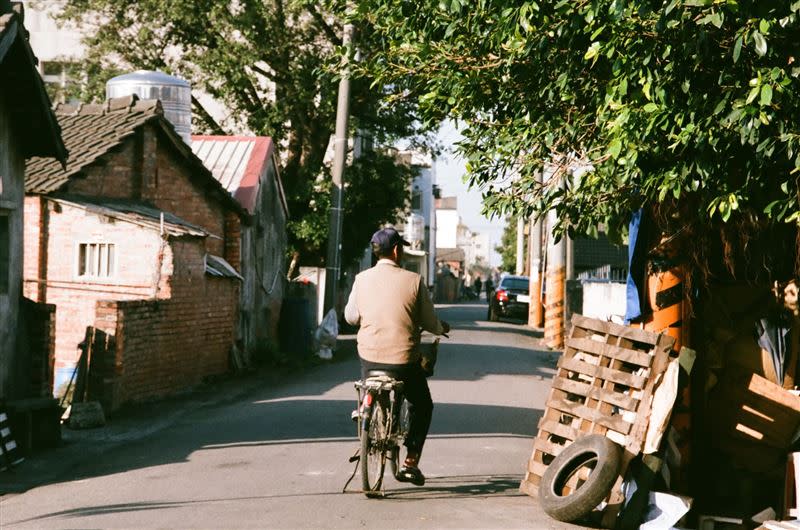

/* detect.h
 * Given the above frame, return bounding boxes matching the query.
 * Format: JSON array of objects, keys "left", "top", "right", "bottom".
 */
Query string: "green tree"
[
  {"left": 354, "top": 1, "right": 800, "bottom": 282},
  {"left": 495, "top": 217, "right": 526, "bottom": 273},
  {"left": 54, "top": 0, "right": 431, "bottom": 265}
]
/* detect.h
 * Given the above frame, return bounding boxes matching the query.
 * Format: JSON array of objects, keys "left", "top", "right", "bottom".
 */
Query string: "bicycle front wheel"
[{"left": 361, "top": 400, "right": 387, "bottom": 496}]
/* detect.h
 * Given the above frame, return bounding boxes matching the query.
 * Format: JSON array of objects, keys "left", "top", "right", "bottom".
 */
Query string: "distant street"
[{"left": 0, "top": 303, "right": 583, "bottom": 529}]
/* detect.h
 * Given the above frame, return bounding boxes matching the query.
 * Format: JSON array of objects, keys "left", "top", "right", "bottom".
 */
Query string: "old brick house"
[
  {"left": 191, "top": 136, "right": 288, "bottom": 356},
  {"left": 24, "top": 95, "right": 247, "bottom": 409},
  {"left": 0, "top": 1, "right": 66, "bottom": 400}
]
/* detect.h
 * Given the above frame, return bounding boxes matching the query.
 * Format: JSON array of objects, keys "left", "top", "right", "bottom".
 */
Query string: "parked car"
[{"left": 488, "top": 275, "right": 530, "bottom": 321}]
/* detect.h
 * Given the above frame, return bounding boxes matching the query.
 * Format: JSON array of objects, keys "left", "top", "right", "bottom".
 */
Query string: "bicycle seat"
[
  {"left": 365, "top": 370, "right": 399, "bottom": 379},
  {"left": 359, "top": 371, "right": 404, "bottom": 392}
]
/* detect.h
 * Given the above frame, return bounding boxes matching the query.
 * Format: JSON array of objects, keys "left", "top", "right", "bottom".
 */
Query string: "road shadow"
[{"left": 0, "top": 299, "right": 553, "bottom": 506}]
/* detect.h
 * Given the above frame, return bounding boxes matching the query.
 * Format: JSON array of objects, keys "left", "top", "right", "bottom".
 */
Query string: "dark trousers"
[{"left": 360, "top": 359, "right": 433, "bottom": 457}]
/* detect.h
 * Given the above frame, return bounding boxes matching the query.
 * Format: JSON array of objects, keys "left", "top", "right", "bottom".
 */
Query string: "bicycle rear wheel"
[
  {"left": 389, "top": 400, "right": 410, "bottom": 477},
  {"left": 361, "top": 400, "right": 387, "bottom": 495}
]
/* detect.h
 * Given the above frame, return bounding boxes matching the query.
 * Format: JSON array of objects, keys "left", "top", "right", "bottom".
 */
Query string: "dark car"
[{"left": 488, "top": 275, "right": 530, "bottom": 321}]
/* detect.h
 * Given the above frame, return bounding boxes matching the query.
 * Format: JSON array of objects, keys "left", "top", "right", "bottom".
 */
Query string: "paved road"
[{"left": 0, "top": 303, "right": 583, "bottom": 529}]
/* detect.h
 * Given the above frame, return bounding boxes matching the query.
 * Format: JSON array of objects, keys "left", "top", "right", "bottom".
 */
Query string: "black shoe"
[{"left": 396, "top": 465, "right": 425, "bottom": 486}]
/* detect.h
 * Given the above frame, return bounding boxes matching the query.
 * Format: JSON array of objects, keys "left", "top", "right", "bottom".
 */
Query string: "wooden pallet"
[{"left": 521, "top": 314, "right": 675, "bottom": 525}]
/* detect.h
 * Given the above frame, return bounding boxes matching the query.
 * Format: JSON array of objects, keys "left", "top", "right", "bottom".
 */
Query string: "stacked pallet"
[{"left": 521, "top": 314, "right": 675, "bottom": 524}]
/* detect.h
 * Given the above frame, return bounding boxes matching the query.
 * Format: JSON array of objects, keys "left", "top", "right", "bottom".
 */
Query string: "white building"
[
  {"left": 395, "top": 150, "right": 438, "bottom": 285},
  {"left": 18, "top": 2, "right": 83, "bottom": 95},
  {"left": 435, "top": 196, "right": 459, "bottom": 249}
]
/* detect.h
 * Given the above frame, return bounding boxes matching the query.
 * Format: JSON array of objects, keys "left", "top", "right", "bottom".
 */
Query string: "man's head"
[{"left": 371, "top": 227, "right": 409, "bottom": 262}]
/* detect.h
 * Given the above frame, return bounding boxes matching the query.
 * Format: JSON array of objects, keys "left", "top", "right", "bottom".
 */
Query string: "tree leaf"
[
  {"left": 760, "top": 84, "right": 773, "bottom": 106},
  {"left": 608, "top": 139, "right": 622, "bottom": 158},
  {"left": 584, "top": 42, "right": 601, "bottom": 61},
  {"left": 752, "top": 31, "right": 767, "bottom": 56},
  {"left": 644, "top": 102, "right": 659, "bottom": 112},
  {"left": 746, "top": 86, "right": 760, "bottom": 104},
  {"left": 733, "top": 35, "right": 743, "bottom": 63}
]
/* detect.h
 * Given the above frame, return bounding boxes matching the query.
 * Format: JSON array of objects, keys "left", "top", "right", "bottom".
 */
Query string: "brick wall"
[
  {"left": 23, "top": 200, "right": 168, "bottom": 372},
  {"left": 94, "top": 239, "right": 238, "bottom": 409},
  {"left": 67, "top": 139, "right": 139, "bottom": 199},
  {"left": 61, "top": 124, "right": 241, "bottom": 261},
  {"left": 22, "top": 196, "right": 45, "bottom": 301},
  {"left": 141, "top": 126, "right": 228, "bottom": 257}
]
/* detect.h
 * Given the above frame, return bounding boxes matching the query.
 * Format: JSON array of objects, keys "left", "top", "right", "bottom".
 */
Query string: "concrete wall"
[
  {"left": 581, "top": 281, "right": 627, "bottom": 323},
  {"left": 0, "top": 90, "right": 26, "bottom": 399}
]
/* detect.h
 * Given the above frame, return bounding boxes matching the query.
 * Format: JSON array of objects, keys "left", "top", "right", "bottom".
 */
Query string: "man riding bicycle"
[{"left": 344, "top": 227, "right": 450, "bottom": 487}]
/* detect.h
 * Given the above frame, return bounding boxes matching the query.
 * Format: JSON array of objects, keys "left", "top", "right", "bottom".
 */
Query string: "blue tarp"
[{"left": 625, "top": 209, "right": 650, "bottom": 323}]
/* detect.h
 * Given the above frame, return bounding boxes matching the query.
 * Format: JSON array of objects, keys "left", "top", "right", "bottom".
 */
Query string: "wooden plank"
[
  {"left": 538, "top": 419, "right": 580, "bottom": 441},
  {"left": 571, "top": 314, "right": 664, "bottom": 346},
  {"left": 546, "top": 398, "right": 633, "bottom": 435},
  {"left": 552, "top": 377, "right": 640, "bottom": 412},
  {"left": 566, "top": 337, "right": 653, "bottom": 368},
  {"left": 747, "top": 374, "right": 800, "bottom": 412},
  {"left": 519, "top": 478, "right": 539, "bottom": 496},
  {"left": 533, "top": 437, "right": 567, "bottom": 458},
  {"left": 559, "top": 357, "right": 647, "bottom": 389},
  {"left": 528, "top": 459, "right": 548, "bottom": 478}
]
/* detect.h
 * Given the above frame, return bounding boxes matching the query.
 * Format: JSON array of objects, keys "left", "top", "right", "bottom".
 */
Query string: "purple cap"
[{"left": 370, "top": 227, "right": 410, "bottom": 254}]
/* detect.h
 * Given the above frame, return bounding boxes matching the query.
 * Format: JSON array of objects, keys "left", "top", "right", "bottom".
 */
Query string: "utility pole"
[
  {"left": 528, "top": 211, "right": 544, "bottom": 328},
  {"left": 515, "top": 216, "right": 525, "bottom": 275},
  {"left": 323, "top": 19, "right": 354, "bottom": 315}
]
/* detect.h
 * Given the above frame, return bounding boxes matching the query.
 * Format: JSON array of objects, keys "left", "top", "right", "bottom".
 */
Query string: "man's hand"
[{"left": 440, "top": 320, "right": 451, "bottom": 335}]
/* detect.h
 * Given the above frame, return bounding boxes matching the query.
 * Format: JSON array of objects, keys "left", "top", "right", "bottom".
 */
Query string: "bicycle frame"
[
  {"left": 354, "top": 376, "right": 407, "bottom": 495},
  {"left": 355, "top": 377, "right": 403, "bottom": 440}
]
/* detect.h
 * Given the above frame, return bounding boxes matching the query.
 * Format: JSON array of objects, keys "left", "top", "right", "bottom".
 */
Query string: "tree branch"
[
  {"left": 304, "top": 3, "right": 342, "bottom": 46},
  {"left": 191, "top": 95, "right": 227, "bottom": 135}
]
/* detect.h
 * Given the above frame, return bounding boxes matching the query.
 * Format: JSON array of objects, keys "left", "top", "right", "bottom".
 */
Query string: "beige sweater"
[{"left": 344, "top": 259, "right": 444, "bottom": 364}]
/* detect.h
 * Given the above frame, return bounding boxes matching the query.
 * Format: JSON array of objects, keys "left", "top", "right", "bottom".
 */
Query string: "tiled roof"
[
  {"left": 26, "top": 96, "right": 162, "bottom": 193},
  {"left": 0, "top": 4, "right": 67, "bottom": 162},
  {"left": 25, "top": 95, "right": 247, "bottom": 219},
  {"left": 50, "top": 195, "right": 208, "bottom": 238},
  {"left": 191, "top": 135, "right": 288, "bottom": 216}
]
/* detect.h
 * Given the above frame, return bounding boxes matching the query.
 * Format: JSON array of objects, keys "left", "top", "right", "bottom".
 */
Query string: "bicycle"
[
  {"left": 354, "top": 372, "right": 409, "bottom": 496},
  {"left": 348, "top": 336, "right": 442, "bottom": 497}
]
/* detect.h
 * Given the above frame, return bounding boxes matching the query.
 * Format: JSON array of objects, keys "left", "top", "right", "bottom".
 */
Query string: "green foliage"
[
  {"left": 55, "top": 0, "right": 432, "bottom": 264},
  {"left": 354, "top": 1, "right": 800, "bottom": 246},
  {"left": 289, "top": 150, "right": 416, "bottom": 265},
  {"left": 496, "top": 217, "right": 526, "bottom": 273}
]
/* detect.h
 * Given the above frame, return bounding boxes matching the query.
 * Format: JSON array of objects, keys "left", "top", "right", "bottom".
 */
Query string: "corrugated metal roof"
[
  {"left": 205, "top": 254, "right": 243, "bottom": 280},
  {"left": 50, "top": 195, "right": 208, "bottom": 238},
  {"left": 191, "top": 136, "right": 284, "bottom": 215},
  {"left": 191, "top": 137, "right": 255, "bottom": 194}
]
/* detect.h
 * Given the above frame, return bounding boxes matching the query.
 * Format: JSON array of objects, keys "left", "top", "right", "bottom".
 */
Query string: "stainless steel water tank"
[{"left": 106, "top": 70, "right": 192, "bottom": 143}]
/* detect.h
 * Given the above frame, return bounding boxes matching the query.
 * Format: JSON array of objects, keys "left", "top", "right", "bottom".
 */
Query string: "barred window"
[{"left": 77, "top": 243, "right": 116, "bottom": 279}]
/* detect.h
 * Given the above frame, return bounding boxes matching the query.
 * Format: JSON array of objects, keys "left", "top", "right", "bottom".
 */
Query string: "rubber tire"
[
  {"left": 538, "top": 435, "right": 622, "bottom": 523},
  {"left": 360, "top": 402, "right": 387, "bottom": 496}
]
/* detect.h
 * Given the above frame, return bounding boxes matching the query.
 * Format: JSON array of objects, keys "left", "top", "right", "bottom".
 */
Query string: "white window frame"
[{"left": 75, "top": 242, "right": 117, "bottom": 280}]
